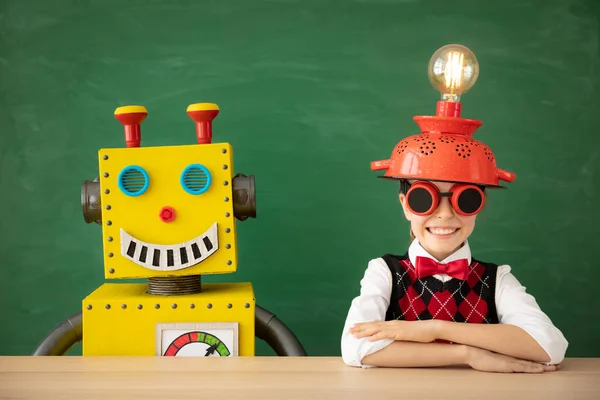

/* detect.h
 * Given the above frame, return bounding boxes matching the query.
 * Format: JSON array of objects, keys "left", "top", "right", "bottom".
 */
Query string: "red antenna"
[
  {"left": 186, "top": 103, "right": 219, "bottom": 144},
  {"left": 114, "top": 105, "right": 148, "bottom": 148}
]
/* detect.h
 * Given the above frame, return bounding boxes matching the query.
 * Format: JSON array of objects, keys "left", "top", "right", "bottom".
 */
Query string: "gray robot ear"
[
  {"left": 232, "top": 174, "right": 256, "bottom": 221},
  {"left": 82, "top": 177, "right": 102, "bottom": 225}
]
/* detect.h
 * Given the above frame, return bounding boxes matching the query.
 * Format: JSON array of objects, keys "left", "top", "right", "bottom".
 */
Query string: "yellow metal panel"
[
  {"left": 98, "top": 143, "right": 238, "bottom": 279},
  {"left": 82, "top": 282, "right": 255, "bottom": 356}
]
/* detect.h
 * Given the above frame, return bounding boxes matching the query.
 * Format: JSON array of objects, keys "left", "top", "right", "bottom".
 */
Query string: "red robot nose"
[{"left": 159, "top": 206, "right": 176, "bottom": 223}]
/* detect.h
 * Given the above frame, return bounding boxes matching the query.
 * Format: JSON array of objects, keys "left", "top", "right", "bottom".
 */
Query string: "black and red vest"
[{"left": 382, "top": 253, "right": 499, "bottom": 324}]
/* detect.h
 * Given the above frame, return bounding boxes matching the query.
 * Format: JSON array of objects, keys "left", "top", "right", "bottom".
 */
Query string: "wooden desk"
[{"left": 0, "top": 357, "right": 598, "bottom": 400}]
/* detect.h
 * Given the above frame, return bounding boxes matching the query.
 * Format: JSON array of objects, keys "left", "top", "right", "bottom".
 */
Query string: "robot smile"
[{"left": 119, "top": 222, "right": 219, "bottom": 271}]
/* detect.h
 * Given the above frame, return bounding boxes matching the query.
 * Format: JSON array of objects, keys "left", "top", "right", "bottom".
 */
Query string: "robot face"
[{"left": 96, "top": 143, "right": 238, "bottom": 279}]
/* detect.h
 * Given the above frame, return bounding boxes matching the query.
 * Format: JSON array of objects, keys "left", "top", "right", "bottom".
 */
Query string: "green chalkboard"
[{"left": 1, "top": 0, "right": 599, "bottom": 358}]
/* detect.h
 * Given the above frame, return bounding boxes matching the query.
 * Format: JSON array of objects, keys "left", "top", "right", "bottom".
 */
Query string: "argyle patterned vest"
[{"left": 382, "top": 253, "right": 499, "bottom": 324}]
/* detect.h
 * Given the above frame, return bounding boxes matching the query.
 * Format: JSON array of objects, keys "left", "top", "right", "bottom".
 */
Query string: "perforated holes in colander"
[
  {"left": 455, "top": 143, "right": 472, "bottom": 159},
  {"left": 439, "top": 135, "right": 456, "bottom": 144},
  {"left": 419, "top": 140, "right": 437, "bottom": 156},
  {"left": 483, "top": 146, "right": 495, "bottom": 162},
  {"left": 396, "top": 140, "right": 410, "bottom": 154}
]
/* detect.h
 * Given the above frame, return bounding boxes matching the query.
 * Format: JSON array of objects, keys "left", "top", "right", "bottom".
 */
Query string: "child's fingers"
[
  {"left": 349, "top": 323, "right": 366, "bottom": 331},
  {"left": 351, "top": 326, "right": 382, "bottom": 339},
  {"left": 360, "top": 327, "right": 379, "bottom": 337},
  {"left": 367, "top": 331, "right": 388, "bottom": 342},
  {"left": 349, "top": 324, "right": 368, "bottom": 333},
  {"left": 349, "top": 321, "right": 395, "bottom": 339},
  {"left": 352, "top": 330, "right": 367, "bottom": 338},
  {"left": 349, "top": 322, "right": 379, "bottom": 332}
]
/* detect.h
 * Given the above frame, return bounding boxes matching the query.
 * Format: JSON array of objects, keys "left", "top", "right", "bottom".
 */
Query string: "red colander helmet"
[
  {"left": 371, "top": 114, "right": 515, "bottom": 187},
  {"left": 371, "top": 44, "right": 516, "bottom": 188}
]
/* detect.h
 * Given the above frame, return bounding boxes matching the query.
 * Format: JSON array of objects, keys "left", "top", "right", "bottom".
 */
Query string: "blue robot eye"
[
  {"left": 118, "top": 166, "right": 149, "bottom": 197},
  {"left": 181, "top": 164, "right": 212, "bottom": 195}
]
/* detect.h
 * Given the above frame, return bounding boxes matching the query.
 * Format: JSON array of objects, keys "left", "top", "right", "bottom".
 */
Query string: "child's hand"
[
  {"left": 349, "top": 320, "right": 438, "bottom": 343},
  {"left": 466, "top": 346, "right": 559, "bottom": 373}
]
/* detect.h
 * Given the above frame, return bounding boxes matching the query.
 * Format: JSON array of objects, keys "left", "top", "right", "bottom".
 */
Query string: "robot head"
[{"left": 81, "top": 103, "right": 256, "bottom": 279}]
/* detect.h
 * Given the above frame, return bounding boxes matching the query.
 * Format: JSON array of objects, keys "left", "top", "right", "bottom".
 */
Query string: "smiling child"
[{"left": 340, "top": 44, "right": 568, "bottom": 373}]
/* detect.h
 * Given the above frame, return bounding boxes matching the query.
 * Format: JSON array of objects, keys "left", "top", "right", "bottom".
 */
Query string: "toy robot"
[{"left": 34, "top": 103, "right": 305, "bottom": 357}]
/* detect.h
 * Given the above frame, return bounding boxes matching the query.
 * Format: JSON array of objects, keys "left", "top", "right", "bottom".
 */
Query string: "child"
[{"left": 341, "top": 46, "right": 568, "bottom": 373}]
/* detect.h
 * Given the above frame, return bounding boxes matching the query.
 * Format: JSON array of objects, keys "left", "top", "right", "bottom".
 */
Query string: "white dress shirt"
[{"left": 341, "top": 239, "right": 569, "bottom": 367}]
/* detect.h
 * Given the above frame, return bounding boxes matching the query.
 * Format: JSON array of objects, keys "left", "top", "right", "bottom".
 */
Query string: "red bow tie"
[{"left": 415, "top": 256, "right": 469, "bottom": 280}]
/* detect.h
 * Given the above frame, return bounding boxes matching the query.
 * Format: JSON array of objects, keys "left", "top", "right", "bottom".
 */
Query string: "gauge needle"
[{"left": 205, "top": 343, "right": 219, "bottom": 356}]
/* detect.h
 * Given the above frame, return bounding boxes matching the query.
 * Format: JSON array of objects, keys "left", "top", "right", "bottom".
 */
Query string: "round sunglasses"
[{"left": 404, "top": 181, "right": 485, "bottom": 216}]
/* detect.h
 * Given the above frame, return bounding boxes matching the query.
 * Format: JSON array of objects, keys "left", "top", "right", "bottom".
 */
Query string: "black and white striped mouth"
[{"left": 119, "top": 222, "right": 219, "bottom": 271}]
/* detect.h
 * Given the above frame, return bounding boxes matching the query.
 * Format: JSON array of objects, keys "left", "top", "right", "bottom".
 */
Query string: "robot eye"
[
  {"left": 181, "top": 164, "right": 212, "bottom": 195},
  {"left": 118, "top": 165, "right": 150, "bottom": 197}
]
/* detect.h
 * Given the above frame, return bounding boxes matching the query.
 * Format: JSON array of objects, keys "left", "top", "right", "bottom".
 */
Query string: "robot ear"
[
  {"left": 82, "top": 177, "right": 102, "bottom": 225},
  {"left": 232, "top": 174, "right": 256, "bottom": 221}
]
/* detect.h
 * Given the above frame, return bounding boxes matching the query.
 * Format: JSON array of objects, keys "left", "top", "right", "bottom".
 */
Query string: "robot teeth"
[{"left": 117, "top": 223, "right": 220, "bottom": 271}]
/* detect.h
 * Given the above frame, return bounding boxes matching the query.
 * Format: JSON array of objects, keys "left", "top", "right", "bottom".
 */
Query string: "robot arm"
[{"left": 33, "top": 306, "right": 307, "bottom": 357}]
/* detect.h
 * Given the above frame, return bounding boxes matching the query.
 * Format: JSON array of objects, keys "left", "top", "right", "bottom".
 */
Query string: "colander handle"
[
  {"left": 371, "top": 159, "right": 391, "bottom": 171},
  {"left": 497, "top": 168, "right": 516, "bottom": 183}
]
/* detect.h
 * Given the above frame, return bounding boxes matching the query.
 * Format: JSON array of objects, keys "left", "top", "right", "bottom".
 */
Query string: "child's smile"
[{"left": 426, "top": 226, "right": 461, "bottom": 238}]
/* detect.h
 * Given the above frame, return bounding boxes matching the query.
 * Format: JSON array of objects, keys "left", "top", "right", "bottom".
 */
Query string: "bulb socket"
[{"left": 436, "top": 101, "right": 462, "bottom": 118}]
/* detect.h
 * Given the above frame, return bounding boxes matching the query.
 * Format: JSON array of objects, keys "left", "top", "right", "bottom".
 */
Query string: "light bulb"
[{"left": 427, "top": 44, "right": 479, "bottom": 102}]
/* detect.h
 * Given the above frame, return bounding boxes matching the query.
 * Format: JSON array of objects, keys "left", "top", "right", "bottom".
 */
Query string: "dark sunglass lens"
[
  {"left": 458, "top": 188, "right": 483, "bottom": 214},
  {"left": 408, "top": 187, "right": 434, "bottom": 213}
]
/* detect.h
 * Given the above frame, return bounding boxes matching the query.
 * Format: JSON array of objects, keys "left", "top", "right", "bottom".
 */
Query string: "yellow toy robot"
[{"left": 33, "top": 103, "right": 305, "bottom": 357}]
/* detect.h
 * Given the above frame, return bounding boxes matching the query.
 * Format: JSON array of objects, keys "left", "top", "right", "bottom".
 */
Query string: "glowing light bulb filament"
[
  {"left": 427, "top": 44, "right": 479, "bottom": 116},
  {"left": 444, "top": 51, "right": 465, "bottom": 98}
]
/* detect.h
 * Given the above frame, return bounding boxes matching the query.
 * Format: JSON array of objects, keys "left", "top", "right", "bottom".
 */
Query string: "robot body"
[{"left": 82, "top": 282, "right": 255, "bottom": 356}]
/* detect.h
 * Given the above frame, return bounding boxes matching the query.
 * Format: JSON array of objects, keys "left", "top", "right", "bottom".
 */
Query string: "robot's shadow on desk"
[{"left": 32, "top": 305, "right": 307, "bottom": 357}]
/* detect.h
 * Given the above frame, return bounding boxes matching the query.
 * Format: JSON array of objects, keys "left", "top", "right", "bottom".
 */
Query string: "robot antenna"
[
  {"left": 114, "top": 105, "right": 148, "bottom": 148},
  {"left": 187, "top": 103, "right": 220, "bottom": 144}
]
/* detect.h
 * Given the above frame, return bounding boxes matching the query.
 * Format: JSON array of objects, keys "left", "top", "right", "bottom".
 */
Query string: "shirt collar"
[{"left": 408, "top": 239, "right": 472, "bottom": 266}]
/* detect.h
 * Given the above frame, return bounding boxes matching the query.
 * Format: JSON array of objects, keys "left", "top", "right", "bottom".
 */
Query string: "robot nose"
[{"left": 159, "top": 206, "right": 176, "bottom": 223}]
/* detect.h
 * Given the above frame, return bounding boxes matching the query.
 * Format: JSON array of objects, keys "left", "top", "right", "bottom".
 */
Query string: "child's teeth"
[{"left": 429, "top": 228, "right": 457, "bottom": 235}]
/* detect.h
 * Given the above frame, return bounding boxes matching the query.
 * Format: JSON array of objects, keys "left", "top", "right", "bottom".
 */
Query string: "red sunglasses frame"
[{"left": 406, "top": 181, "right": 485, "bottom": 216}]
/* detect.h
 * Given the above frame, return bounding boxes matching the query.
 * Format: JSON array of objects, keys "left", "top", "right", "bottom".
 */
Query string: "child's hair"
[{"left": 400, "top": 181, "right": 416, "bottom": 242}]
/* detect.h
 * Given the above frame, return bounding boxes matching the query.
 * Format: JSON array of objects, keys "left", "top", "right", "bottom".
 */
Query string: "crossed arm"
[
  {"left": 341, "top": 259, "right": 568, "bottom": 370},
  {"left": 352, "top": 319, "right": 550, "bottom": 365}
]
